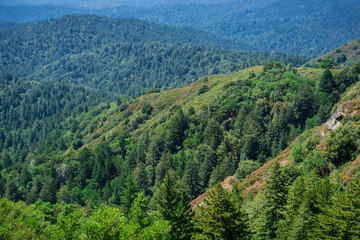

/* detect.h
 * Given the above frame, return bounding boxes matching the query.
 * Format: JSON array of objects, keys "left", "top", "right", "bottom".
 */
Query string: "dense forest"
[
  {"left": 1, "top": 56, "right": 360, "bottom": 238},
  {"left": 0, "top": 4, "right": 360, "bottom": 239},
  {"left": 1, "top": 0, "right": 360, "bottom": 55},
  {"left": 0, "top": 14, "right": 307, "bottom": 95}
]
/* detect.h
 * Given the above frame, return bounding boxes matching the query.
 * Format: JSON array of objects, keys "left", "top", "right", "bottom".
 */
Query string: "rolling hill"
[
  {"left": 0, "top": 14, "right": 307, "bottom": 95},
  {"left": 0, "top": 41, "right": 359, "bottom": 237},
  {"left": 1, "top": 0, "right": 360, "bottom": 55}
]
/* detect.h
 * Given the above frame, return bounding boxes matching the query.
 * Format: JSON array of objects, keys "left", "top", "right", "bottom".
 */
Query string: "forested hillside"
[
  {"left": 0, "top": 14, "right": 307, "bottom": 95},
  {"left": 305, "top": 38, "right": 360, "bottom": 69},
  {"left": 1, "top": 56, "right": 359, "bottom": 238},
  {"left": 1, "top": 0, "right": 360, "bottom": 55},
  {"left": 0, "top": 73, "right": 114, "bottom": 160}
]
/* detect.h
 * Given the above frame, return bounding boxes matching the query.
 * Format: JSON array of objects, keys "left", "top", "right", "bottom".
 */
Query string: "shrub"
[{"left": 197, "top": 85, "right": 210, "bottom": 95}]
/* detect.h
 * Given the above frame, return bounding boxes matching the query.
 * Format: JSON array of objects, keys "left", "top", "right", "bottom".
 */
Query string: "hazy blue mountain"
[
  {"left": 1, "top": 14, "right": 307, "bottom": 95},
  {"left": 1, "top": 0, "right": 229, "bottom": 7},
  {"left": 1, "top": 0, "right": 359, "bottom": 55}
]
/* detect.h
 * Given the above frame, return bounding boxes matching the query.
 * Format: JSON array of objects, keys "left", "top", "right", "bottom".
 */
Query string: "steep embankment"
[{"left": 191, "top": 80, "right": 360, "bottom": 209}]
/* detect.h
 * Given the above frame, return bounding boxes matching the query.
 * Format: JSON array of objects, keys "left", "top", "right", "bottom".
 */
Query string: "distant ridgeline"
[
  {"left": 0, "top": 14, "right": 308, "bottom": 96},
  {"left": 1, "top": 0, "right": 360, "bottom": 55}
]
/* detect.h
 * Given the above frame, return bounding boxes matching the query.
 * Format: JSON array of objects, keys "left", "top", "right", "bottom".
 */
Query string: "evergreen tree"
[
  {"left": 318, "top": 69, "right": 336, "bottom": 95},
  {"left": 39, "top": 177, "right": 57, "bottom": 204},
  {"left": 181, "top": 157, "right": 200, "bottom": 199},
  {"left": 1, "top": 150, "right": 12, "bottom": 169},
  {"left": 167, "top": 109, "right": 188, "bottom": 153},
  {"left": 262, "top": 162, "right": 298, "bottom": 239},
  {"left": 122, "top": 174, "right": 138, "bottom": 216},
  {"left": 19, "top": 165, "right": 32, "bottom": 188},
  {"left": 133, "top": 161, "right": 148, "bottom": 192},
  {"left": 157, "top": 173, "right": 178, "bottom": 221},
  {"left": 156, "top": 173, "right": 181, "bottom": 239},
  {"left": 197, "top": 144, "right": 216, "bottom": 191},
  {"left": 192, "top": 184, "right": 249, "bottom": 240},
  {"left": 203, "top": 118, "right": 223, "bottom": 151},
  {"left": 5, "top": 180, "right": 21, "bottom": 202},
  {"left": 155, "top": 151, "right": 174, "bottom": 186},
  {"left": 315, "top": 176, "right": 360, "bottom": 239},
  {"left": 174, "top": 190, "right": 193, "bottom": 240}
]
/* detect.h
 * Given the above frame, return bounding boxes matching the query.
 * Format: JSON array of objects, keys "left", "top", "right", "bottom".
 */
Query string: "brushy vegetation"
[{"left": 1, "top": 58, "right": 360, "bottom": 238}]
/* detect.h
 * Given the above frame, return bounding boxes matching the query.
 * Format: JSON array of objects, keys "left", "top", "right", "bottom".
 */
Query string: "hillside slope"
[
  {"left": 304, "top": 38, "right": 360, "bottom": 68},
  {"left": 0, "top": 14, "right": 307, "bottom": 95},
  {"left": 0, "top": 59, "right": 360, "bottom": 238}
]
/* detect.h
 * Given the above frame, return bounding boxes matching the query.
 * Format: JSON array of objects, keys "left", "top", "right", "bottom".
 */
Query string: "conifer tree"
[
  {"left": 192, "top": 184, "right": 249, "bottom": 240},
  {"left": 122, "top": 174, "right": 138, "bottom": 216},
  {"left": 262, "top": 162, "right": 298, "bottom": 239},
  {"left": 181, "top": 157, "right": 200, "bottom": 199},
  {"left": 156, "top": 173, "right": 192, "bottom": 240},
  {"left": 315, "top": 176, "right": 360, "bottom": 239},
  {"left": 133, "top": 161, "right": 148, "bottom": 192},
  {"left": 167, "top": 109, "right": 188, "bottom": 153},
  {"left": 318, "top": 69, "right": 336, "bottom": 95},
  {"left": 157, "top": 173, "right": 178, "bottom": 222}
]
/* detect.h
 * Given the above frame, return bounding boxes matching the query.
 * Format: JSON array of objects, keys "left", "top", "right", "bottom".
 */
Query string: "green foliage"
[
  {"left": 325, "top": 125, "right": 358, "bottom": 166},
  {"left": 314, "top": 176, "right": 360, "bottom": 239},
  {"left": 319, "top": 58, "right": 334, "bottom": 69},
  {"left": 197, "top": 85, "right": 210, "bottom": 95},
  {"left": 290, "top": 141, "right": 307, "bottom": 163},
  {"left": 83, "top": 205, "right": 126, "bottom": 240},
  {"left": 0, "top": 15, "right": 307, "bottom": 97},
  {"left": 156, "top": 173, "right": 193, "bottom": 240},
  {"left": 318, "top": 69, "right": 336, "bottom": 95},
  {"left": 166, "top": 109, "right": 188, "bottom": 153},
  {"left": 262, "top": 162, "right": 299, "bottom": 239},
  {"left": 235, "top": 160, "right": 261, "bottom": 180},
  {"left": 141, "top": 103, "right": 153, "bottom": 116},
  {"left": 192, "top": 184, "right": 249, "bottom": 240}
]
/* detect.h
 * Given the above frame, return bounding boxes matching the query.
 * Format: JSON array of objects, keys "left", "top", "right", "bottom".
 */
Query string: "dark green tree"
[
  {"left": 203, "top": 118, "right": 223, "bottom": 151},
  {"left": 141, "top": 103, "right": 153, "bottom": 115},
  {"left": 319, "top": 58, "right": 334, "bottom": 69},
  {"left": 167, "top": 109, "right": 188, "bottom": 153},
  {"left": 122, "top": 174, "right": 138, "bottom": 216},
  {"left": 192, "top": 184, "right": 249, "bottom": 240},
  {"left": 156, "top": 173, "right": 192, "bottom": 239},
  {"left": 314, "top": 176, "right": 360, "bottom": 239},
  {"left": 318, "top": 69, "right": 336, "bottom": 95},
  {"left": 181, "top": 157, "right": 200, "bottom": 199},
  {"left": 5, "top": 180, "right": 21, "bottom": 202},
  {"left": 325, "top": 126, "right": 358, "bottom": 166},
  {"left": 133, "top": 161, "right": 148, "bottom": 192},
  {"left": 262, "top": 162, "right": 298, "bottom": 239}
]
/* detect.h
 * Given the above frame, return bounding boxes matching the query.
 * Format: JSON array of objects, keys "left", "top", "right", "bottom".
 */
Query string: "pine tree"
[
  {"left": 157, "top": 173, "right": 178, "bottom": 222},
  {"left": 167, "top": 109, "right": 188, "bottom": 153},
  {"left": 122, "top": 174, "right": 138, "bottom": 216},
  {"left": 156, "top": 173, "right": 189, "bottom": 239},
  {"left": 133, "top": 161, "right": 148, "bottom": 192},
  {"left": 192, "top": 184, "right": 249, "bottom": 240},
  {"left": 262, "top": 162, "right": 298, "bottom": 239},
  {"left": 318, "top": 69, "right": 336, "bottom": 95},
  {"left": 203, "top": 118, "right": 223, "bottom": 151},
  {"left": 174, "top": 190, "right": 193, "bottom": 240},
  {"left": 315, "top": 176, "right": 360, "bottom": 239},
  {"left": 155, "top": 151, "right": 174, "bottom": 186},
  {"left": 181, "top": 157, "right": 200, "bottom": 199}
]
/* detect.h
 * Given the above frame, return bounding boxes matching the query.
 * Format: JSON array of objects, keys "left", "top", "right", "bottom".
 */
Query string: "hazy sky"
[{"left": 0, "top": 0, "right": 232, "bottom": 7}]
